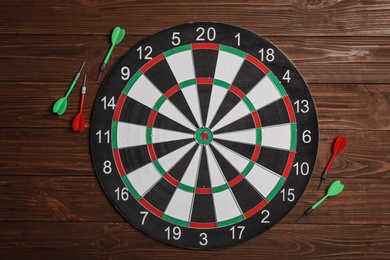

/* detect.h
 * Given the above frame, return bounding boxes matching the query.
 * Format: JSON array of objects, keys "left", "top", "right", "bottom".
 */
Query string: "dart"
[
  {"left": 52, "top": 61, "right": 85, "bottom": 116},
  {"left": 296, "top": 180, "right": 344, "bottom": 222},
  {"left": 96, "top": 26, "right": 125, "bottom": 82},
  {"left": 318, "top": 136, "right": 347, "bottom": 190},
  {"left": 72, "top": 74, "right": 87, "bottom": 132}
]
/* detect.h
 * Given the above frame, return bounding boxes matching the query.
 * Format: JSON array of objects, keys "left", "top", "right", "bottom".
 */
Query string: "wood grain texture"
[{"left": 1, "top": 0, "right": 390, "bottom": 258}]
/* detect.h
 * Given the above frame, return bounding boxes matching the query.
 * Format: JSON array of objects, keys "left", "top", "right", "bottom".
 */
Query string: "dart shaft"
[
  {"left": 312, "top": 195, "right": 328, "bottom": 210},
  {"left": 104, "top": 44, "right": 115, "bottom": 64},
  {"left": 325, "top": 153, "right": 336, "bottom": 172}
]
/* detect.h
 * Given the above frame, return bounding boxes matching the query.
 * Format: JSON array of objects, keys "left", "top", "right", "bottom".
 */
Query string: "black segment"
[
  {"left": 153, "top": 112, "right": 194, "bottom": 133},
  {"left": 193, "top": 49, "right": 218, "bottom": 78},
  {"left": 256, "top": 147, "right": 289, "bottom": 176},
  {"left": 258, "top": 98, "right": 290, "bottom": 127},
  {"left": 190, "top": 194, "right": 216, "bottom": 223},
  {"left": 168, "top": 145, "right": 198, "bottom": 181},
  {"left": 213, "top": 113, "right": 255, "bottom": 134},
  {"left": 119, "top": 97, "right": 151, "bottom": 126},
  {"left": 232, "top": 60, "right": 265, "bottom": 94},
  {"left": 196, "top": 147, "right": 212, "bottom": 188},
  {"left": 143, "top": 178, "right": 177, "bottom": 212},
  {"left": 168, "top": 90, "right": 198, "bottom": 128},
  {"left": 209, "top": 91, "right": 241, "bottom": 129},
  {"left": 209, "top": 145, "right": 240, "bottom": 183},
  {"left": 231, "top": 179, "right": 265, "bottom": 213},
  {"left": 198, "top": 84, "right": 213, "bottom": 127},
  {"left": 119, "top": 145, "right": 151, "bottom": 173},
  {"left": 144, "top": 58, "right": 177, "bottom": 93},
  {"left": 153, "top": 139, "right": 194, "bottom": 160},
  {"left": 213, "top": 139, "right": 255, "bottom": 162}
]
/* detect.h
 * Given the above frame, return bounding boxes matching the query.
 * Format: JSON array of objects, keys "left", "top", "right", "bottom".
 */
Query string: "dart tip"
[
  {"left": 96, "top": 72, "right": 101, "bottom": 83},
  {"left": 295, "top": 214, "right": 304, "bottom": 222}
]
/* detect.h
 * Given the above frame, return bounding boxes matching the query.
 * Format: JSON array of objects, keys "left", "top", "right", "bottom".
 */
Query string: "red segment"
[
  {"left": 283, "top": 96, "right": 296, "bottom": 122},
  {"left": 195, "top": 187, "right": 212, "bottom": 194},
  {"left": 164, "top": 173, "right": 179, "bottom": 187},
  {"left": 246, "top": 54, "right": 270, "bottom": 74},
  {"left": 282, "top": 151, "right": 296, "bottom": 178},
  {"left": 190, "top": 222, "right": 217, "bottom": 228},
  {"left": 251, "top": 145, "right": 261, "bottom": 162},
  {"left": 244, "top": 200, "right": 268, "bottom": 218},
  {"left": 147, "top": 144, "right": 157, "bottom": 161},
  {"left": 147, "top": 110, "right": 158, "bottom": 127},
  {"left": 139, "top": 198, "right": 163, "bottom": 217},
  {"left": 196, "top": 78, "right": 213, "bottom": 85},
  {"left": 113, "top": 94, "right": 126, "bottom": 121},
  {"left": 164, "top": 85, "right": 180, "bottom": 98},
  {"left": 113, "top": 149, "right": 126, "bottom": 176},
  {"left": 228, "top": 175, "right": 244, "bottom": 187},
  {"left": 251, "top": 111, "right": 261, "bottom": 128},
  {"left": 229, "top": 85, "right": 245, "bottom": 99},
  {"left": 140, "top": 54, "right": 164, "bottom": 73},
  {"left": 192, "top": 43, "right": 219, "bottom": 50}
]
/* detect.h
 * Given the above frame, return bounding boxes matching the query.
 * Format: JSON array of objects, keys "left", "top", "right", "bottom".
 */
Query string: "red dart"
[
  {"left": 318, "top": 136, "right": 347, "bottom": 190},
  {"left": 72, "top": 74, "right": 87, "bottom": 132}
]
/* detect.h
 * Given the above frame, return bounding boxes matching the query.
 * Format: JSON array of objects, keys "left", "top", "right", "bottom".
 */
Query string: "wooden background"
[{"left": 1, "top": 0, "right": 390, "bottom": 259}]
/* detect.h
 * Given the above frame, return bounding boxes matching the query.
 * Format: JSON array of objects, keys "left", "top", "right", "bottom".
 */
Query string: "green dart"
[
  {"left": 96, "top": 26, "right": 125, "bottom": 82},
  {"left": 296, "top": 180, "right": 344, "bottom": 222},
  {"left": 52, "top": 61, "right": 85, "bottom": 115}
]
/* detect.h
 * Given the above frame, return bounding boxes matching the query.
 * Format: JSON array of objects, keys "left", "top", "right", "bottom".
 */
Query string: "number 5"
[{"left": 172, "top": 32, "right": 181, "bottom": 46}]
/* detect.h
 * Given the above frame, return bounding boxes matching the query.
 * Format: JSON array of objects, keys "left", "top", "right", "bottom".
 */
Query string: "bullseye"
[{"left": 195, "top": 127, "right": 213, "bottom": 145}]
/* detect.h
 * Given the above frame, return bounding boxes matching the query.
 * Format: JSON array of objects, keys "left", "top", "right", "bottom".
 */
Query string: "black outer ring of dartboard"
[{"left": 90, "top": 22, "right": 319, "bottom": 249}]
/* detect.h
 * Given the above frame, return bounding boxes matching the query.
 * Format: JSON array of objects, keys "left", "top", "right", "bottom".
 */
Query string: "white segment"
[
  {"left": 212, "top": 141, "right": 249, "bottom": 173},
  {"left": 159, "top": 100, "right": 196, "bottom": 131},
  {"left": 205, "top": 145, "right": 227, "bottom": 187},
  {"left": 262, "top": 123, "right": 291, "bottom": 151},
  {"left": 214, "top": 129, "right": 257, "bottom": 145},
  {"left": 127, "top": 73, "right": 161, "bottom": 109},
  {"left": 116, "top": 122, "right": 147, "bottom": 148},
  {"left": 165, "top": 50, "right": 195, "bottom": 83},
  {"left": 214, "top": 51, "right": 244, "bottom": 84},
  {"left": 164, "top": 188, "right": 194, "bottom": 222},
  {"left": 158, "top": 142, "right": 195, "bottom": 172},
  {"left": 211, "top": 100, "right": 249, "bottom": 132},
  {"left": 180, "top": 146, "right": 202, "bottom": 187},
  {"left": 151, "top": 127, "right": 193, "bottom": 144},
  {"left": 213, "top": 189, "right": 242, "bottom": 222},
  {"left": 205, "top": 85, "right": 228, "bottom": 127},
  {"left": 127, "top": 162, "right": 161, "bottom": 196},
  {"left": 245, "top": 163, "right": 281, "bottom": 198},
  {"left": 246, "top": 76, "right": 282, "bottom": 110},
  {"left": 181, "top": 85, "right": 203, "bottom": 127}
]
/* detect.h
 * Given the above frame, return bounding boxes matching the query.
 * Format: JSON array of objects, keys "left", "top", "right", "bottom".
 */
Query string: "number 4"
[{"left": 283, "top": 70, "right": 291, "bottom": 83}]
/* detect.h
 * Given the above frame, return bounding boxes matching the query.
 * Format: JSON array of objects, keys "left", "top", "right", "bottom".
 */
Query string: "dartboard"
[{"left": 90, "top": 22, "right": 318, "bottom": 249}]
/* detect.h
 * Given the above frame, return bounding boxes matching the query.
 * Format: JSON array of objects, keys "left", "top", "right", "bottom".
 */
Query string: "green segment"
[
  {"left": 268, "top": 72, "right": 287, "bottom": 96},
  {"left": 242, "top": 96, "right": 255, "bottom": 112},
  {"left": 266, "top": 178, "right": 286, "bottom": 201},
  {"left": 242, "top": 161, "right": 255, "bottom": 176},
  {"left": 153, "top": 95, "right": 167, "bottom": 111},
  {"left": 178, "top": 183, "right": 195, "bottom": 193},
  {"left": 123, "top": 70, "right": 142, "bottom": 95},
  {"left": 146, "top": 127, "right": 153, "bottom": 144},
  {"left": 111, "top": 120, "right": 118, "bottom": 149},
  {"left": 217, "top": 215, "right": 245, "bottom": 228},
  {"left": 122, "top": 176, "right": 141, "bottom": 200},
  {"left": 213, "top": 79, "right": 231, "bottom": 89},
  {"left": 164, "top": 44, "right": 192, "bottom": 57},
  {"left": 153, "top": 160, "right": 166, "bottom": 176},
  {"left": 290, "top": 123, "right": 297, "bottom": 151},
  {"left": 256, "top": 128, "right": 262, "bottom": 145},
  {"left": 219, "top": 45, "right": 246, "bottom": 58},
  {"left": 162, "top": 214, "right": 189, "bottom": 227},
  {"left": 212, "top": 184, "right": 229, "bottom": 193},
  {"left": 179, "top": 79, "right": 196, "bottom": 88}
]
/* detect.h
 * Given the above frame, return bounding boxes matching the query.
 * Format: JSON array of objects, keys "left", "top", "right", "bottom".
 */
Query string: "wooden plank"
[
  {"left": 1, "top": 82, "right": 390, "bottom": 131},
  {"left": 0, "top": 222, "right": 389, "bottom": 259},
  {"left": 1, "top": 0, "right": 390, "bottom": 37},
  {"left": 1, "top": 174, "right": 389, "bottom": 224},
  {"left": 1, "top": 128, "right": 389, "bottom": 178},
  {"left": 1, "top": 35, "right": 390, "bottom": 84}
]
